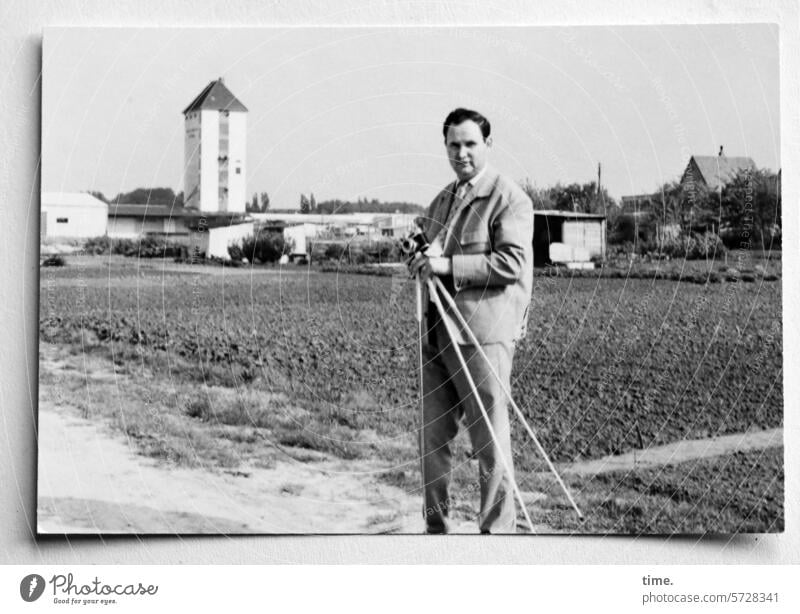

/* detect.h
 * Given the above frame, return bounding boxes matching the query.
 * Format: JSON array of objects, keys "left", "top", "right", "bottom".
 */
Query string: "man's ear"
[{"left": 486, "top": 136, "right": 493, "bottom": 148}]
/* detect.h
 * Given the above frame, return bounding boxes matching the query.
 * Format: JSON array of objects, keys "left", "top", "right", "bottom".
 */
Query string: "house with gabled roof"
[{"left": 680, "top": 148, "right": 756, "bottom": 192}]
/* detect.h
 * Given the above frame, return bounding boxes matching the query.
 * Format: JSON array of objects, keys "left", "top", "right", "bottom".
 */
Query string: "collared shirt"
[{"left": 431, "top": 165, "right": 489, "bottom": 254}]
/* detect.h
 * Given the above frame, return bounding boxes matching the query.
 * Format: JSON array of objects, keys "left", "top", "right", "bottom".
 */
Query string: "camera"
[{"left": 399, "top": 226, "right": 429, "bottom": 257}]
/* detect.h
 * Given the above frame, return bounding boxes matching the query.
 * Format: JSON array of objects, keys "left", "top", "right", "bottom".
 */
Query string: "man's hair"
[{"left": 442, "top": 108, "right": 491, "bottom": 141}]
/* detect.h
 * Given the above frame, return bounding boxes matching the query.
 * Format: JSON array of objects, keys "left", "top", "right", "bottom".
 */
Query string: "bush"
[
  {"left": 324, "top": 242, "right": 348, "bottom": 261},
  {"left": 135, "top": 236, "right": 185, "bottom": 258},
  {"left": 41, "top": 254, "right": 65, "bottom": 267},
  {"left": 83, "top": 236, "right": 185, "bottom": 258},
  {"left": 83, "top": 236, "right": 111, "bottom": 255},
  {"left": 315, "top": 240, "right": 401, "bottom": 264},
  {"left": 635, "top": 232, "right": 727, "bottom": 261},
  {"left": 634, "top": 236, "right": 660, "bottom": 257},
  {"left": 227, "top": 241, "right": 244, "bottom": 262},
  {"left": 111, "top": 238, "right": 139, "bottom": 256},
  {"left": 610, "top": 213, "right": 655, "bottom": 245},
  {"left": 238, "top": 231, "right": 293, "bottom": 264},
  {"left": 688, "top": 232, "right": 726, "bottom": 260},
  {"left": 368, "top": 239, "right": 400, "bottom": 262},
  {"left": 352, "top": 251, "right": 374, "bottom": 265}
]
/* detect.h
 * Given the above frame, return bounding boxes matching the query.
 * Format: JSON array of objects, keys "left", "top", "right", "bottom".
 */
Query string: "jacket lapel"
[
  {"left": 426, "top": 181, "right": 458, "bottom": 243},
  {"left": 443, "top": 167, "right": 499, "bottom": 252}
]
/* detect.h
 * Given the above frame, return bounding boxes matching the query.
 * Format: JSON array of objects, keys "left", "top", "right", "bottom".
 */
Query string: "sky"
[{"left": 42, "top": 25, "right": 779, "bottom": 208}]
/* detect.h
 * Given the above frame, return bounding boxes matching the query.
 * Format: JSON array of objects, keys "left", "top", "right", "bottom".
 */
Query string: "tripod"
[{"left": 415, "top": 273, "right": 584, "bottom": 533}]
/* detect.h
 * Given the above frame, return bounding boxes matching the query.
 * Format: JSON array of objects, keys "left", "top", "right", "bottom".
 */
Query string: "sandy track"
[
  {"left": 564, "top": 428, "right": 783, "bottom": 476},
  {"left": 38, "top": 404, "right": 423, "bottom": 535}
]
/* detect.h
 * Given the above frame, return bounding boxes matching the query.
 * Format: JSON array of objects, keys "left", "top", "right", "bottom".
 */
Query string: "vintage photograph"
[{"left": 38, "top": 25, "right": 782, "bottom": 535}]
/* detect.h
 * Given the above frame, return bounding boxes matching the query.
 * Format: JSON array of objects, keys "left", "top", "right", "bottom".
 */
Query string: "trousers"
[{"left": 420, "top": 319, "right": 517, "bottom": 534}]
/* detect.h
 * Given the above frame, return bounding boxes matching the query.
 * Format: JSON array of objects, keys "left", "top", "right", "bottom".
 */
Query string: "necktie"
[{"left": 445, "top": 181, "right": 469, "bottom": 228}]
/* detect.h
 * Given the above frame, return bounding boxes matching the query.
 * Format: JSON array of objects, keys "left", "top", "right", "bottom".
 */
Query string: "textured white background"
[{"left": 1, "top": 0, "right": 797, "bottom": 563}]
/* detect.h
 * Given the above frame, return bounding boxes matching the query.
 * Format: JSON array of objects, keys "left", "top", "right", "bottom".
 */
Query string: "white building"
[
  {"left": 41, "top": 192, "right": 108, "bottom": 240},
  {"left": 184, "top": 215, "right": 255, "bottom": 260},
  {"left": 282, "top": 222, "right": 327, "bottom": 258},
  {"left": 107, "top": 204, "right": 188, "bottom": 239},
  {"left": 533, "top": 210, "right": 607, "bottom": 265},
  {"left": 253, "top": 212, "right": 383, "bottom": 226},
  {"left": 183, "top": 79, "right": 248, "bottom": 214},
  {"left": 375, "top": 213, "right": 418, "bottom": 237}
]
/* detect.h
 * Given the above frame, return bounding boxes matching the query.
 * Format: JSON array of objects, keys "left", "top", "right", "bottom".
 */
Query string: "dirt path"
[
  {"left": 563, "top": 428, "right": 783, "bottom": 476},
  {"left": 38, "top": 404, "right": 423, "bottom": 535}
]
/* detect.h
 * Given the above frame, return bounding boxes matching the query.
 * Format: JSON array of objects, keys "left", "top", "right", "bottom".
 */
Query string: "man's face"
[{"left": 445, "top": 119, "right": 492, "bottom": 182}]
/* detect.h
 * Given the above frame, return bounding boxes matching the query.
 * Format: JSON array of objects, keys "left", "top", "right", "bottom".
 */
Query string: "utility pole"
[
  {"left": 596, "top": 162, "right": 603, "bottom": 212},
  {"left": 597, "top": 162, "right": 602, "bottom": 194}
]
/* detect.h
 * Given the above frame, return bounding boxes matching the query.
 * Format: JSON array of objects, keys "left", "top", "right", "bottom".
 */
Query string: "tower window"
[
  {"left": 56, "top": 217, "right": 68, "bottom": 223},
  {"left": 236, "top": 167, "right": 241, "bottom": 174}
]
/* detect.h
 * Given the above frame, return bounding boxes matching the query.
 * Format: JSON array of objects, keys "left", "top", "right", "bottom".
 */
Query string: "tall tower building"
[{"left": 183, "top": 78, "right": 248, "bottom": 213}]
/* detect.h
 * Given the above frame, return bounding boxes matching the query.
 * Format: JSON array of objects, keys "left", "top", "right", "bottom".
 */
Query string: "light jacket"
[{"left": 421, "top": 166, "right": 534, "bottom": 345}]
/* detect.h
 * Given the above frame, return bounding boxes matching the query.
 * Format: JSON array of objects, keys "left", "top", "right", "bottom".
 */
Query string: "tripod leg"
[
  {"left": 415, "top": 275, "right": 426, "bottom": 523},
  {"left": 425, "top": 279, "right": 535, "bottom": 533},
  {"left": 432, "top": 276, "right": 584, "bottom": 520}
]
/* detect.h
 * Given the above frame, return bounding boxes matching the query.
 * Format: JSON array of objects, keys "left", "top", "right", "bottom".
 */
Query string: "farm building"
[
  {"left": 253, "top": 212, "right": 382, "bottom": 226},
  {"left": 282, "top": 222, "right": 327, "bottom": 260},
  {"left": 375, "top": 213, "right": 418, "bottom": 237},
  {"left": 184, "top": 213, "right": 254, "bottom": 259},
  {"left": 253, "top": 212, "right": 417, "bottom": 238},
  {"left": 532, "top": 210, "right": 606, "bottom": 266},
  {"left": 680, "top": 150, "right": 756, "bottom": 192},
  {"left": 41, "top": 192, "right": 108, "bottom": 240},
  {"left": 108, "top": 204, "right": 188, "bottom": 239}
]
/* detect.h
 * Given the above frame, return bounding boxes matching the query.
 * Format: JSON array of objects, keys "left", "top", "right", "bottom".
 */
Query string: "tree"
[
  {"left": 720, "top": 168, "right": 781, "bottom": 248},
  {"left": 644, "top": 179, "right": 715, "bottom": 234},
  {"left": 109, "top": 187, "right": 181, "bottom": 206},
  {"left": 260, "top": 192, "right": 270, "bottom": 212},
  {"left": 520, "top": 179, "right": 616, "bottom": 213},
  {"left": 247, "top": 193, "right": 259, "bottom": 213},
  {"left": 309, "top": 192, "right": 317, "bottom": 213},
  {"left": 299, "top": 193, "right": 311, "bottom": 214},
  {"left": 239, "top": 231, "right": 295, "bottom": 263}
]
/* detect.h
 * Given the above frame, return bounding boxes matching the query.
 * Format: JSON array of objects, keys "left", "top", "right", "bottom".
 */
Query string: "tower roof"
[{"left": 183, "top": 79, "right": 248, "bottom": 114}]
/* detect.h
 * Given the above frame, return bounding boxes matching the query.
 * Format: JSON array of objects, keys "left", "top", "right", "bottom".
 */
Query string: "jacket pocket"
[
  {"left": 460, "top": 230, "right": 488, "bottom": 244},
  {"left": 456, "top": 241, "right": 491, "bottom": 255}
]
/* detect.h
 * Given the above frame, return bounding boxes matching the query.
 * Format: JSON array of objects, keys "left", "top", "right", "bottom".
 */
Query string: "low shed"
[
  {"left": 533, "top": 210, "right": 606, "bottom": 266},
  {"left": 107, "top": 204, "right": 188, "bottom": 239},
  {"left": 184, "top": 213, "right": 254, "bottom": 259}
]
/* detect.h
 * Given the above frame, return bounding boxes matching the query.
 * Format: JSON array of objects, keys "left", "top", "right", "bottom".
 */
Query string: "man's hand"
[{"left": 407, "top": 252, "right": 452, "bottom": 280}]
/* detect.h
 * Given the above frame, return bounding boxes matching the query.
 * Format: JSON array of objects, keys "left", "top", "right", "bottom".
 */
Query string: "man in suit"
[{"left": 408, "top": 108, "right": 534, "bottom": 534}]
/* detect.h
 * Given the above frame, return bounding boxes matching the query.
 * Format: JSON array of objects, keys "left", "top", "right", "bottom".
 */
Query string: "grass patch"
[
  {"left": 531, "top": 447, "right": 784, "bottom": 534},
  {"left": 41, "top": 341, "right": 393, "bottom": 469}
]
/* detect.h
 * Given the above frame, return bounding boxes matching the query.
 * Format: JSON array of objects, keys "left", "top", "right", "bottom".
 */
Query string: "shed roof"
[
  {"left": 109, "top": 204, "right": 180, "bottom": 218},
  {"left": 183, "top": 79, "right": 248, "bottom": 114},
  {"left": 686, "top": 155, "right": 756, "bottom": 191},
  {"left": 41, "top": 192, "right": 108, "bottom": 209}
]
